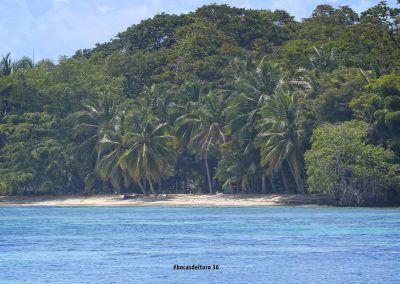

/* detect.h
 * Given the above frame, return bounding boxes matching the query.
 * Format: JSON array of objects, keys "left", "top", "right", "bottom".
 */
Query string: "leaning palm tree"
[
  {"left": 175, "top": 91, "right": 225, "bottom": 193},
  {"left": 119, "top": 120, "right": 176, "bottom": 195},
  {"left": 256, "top": 90, "right": 306, "bottom": 193}
]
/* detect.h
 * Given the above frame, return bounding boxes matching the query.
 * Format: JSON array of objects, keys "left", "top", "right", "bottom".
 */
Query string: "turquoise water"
[{"left": 0, "top": 207, "right": 399, "bottom": 283}]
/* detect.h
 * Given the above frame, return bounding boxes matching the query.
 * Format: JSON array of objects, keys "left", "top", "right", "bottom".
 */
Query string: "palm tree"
[
  {"left": 310, "top": 46, "right": 338, "bottom": 74},
  {"left": 216, "top": 141, "right": 260, "bottom": 193},
  {"left": 175, "top": 91, "right": 225, "bottom": 193},
  {"left": 119, "top": 121, "right": 176, "bottom": 195},
  {"left": 1, "top": 53, "right": 12, "bottom": 76},
  {"left": 95, "top": 112, "right": 134, "bottom": 193},
  {"left": 164, "top": 82, "right": 211, "bottom": 193},
  {"left": 226, "top": 57, "right": 311, "bottom": 138},
  {"left": 224, "top": 57, "right": 285, "bottom": 193},
  {"left": 256, "top": 90, "right": 306, "bottom": 193},
  {"left": 168, "top": 81, "right": 210, "bottom": 122},
  {"left": 69, "top": 93, "right": 125, "bottom": 192},
  {"left": 141, "top": 85, "right": 172, "bottom": 123},
  {"left": 69, "top": 93, "right": 120, "bottom": 159}
]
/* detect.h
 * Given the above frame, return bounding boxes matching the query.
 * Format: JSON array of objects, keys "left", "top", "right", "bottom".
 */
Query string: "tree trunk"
[
  {"left": 280, "top": 170, "right": 289, "bottom": 193},
  {"left": 148, "top": 179, "right": 157, "bottom": 195},
  {"left": 286, "top": 160, "right": 304, "bottom": 193},
  {"left": 302, "top": 166, "right": 308, "bottom": 193},
  {"left": 269, "top": 175, "right": 276, "bottom": 193},
  {"left": 204, "top": 158, "right": 213, "bottom": 194},
  {"left": 262, "top": 175, "right": 266, "bottom": 194},
  {"left": 137, "top": 180, "right": 147, "bottom": 194}
]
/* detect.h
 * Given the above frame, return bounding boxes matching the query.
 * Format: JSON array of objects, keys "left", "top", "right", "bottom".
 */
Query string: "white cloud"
[{"left": 97, "top": 5, "right": 110, "bottom": 13}]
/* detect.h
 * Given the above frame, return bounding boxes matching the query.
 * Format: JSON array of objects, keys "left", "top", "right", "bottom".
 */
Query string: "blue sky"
[{"left": 0, "top": 0, "right": 398, "bottom": 62}]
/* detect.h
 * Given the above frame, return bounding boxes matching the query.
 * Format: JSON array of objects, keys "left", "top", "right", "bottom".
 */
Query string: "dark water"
[{"left": 0, "top": 207, "right": 399, "bottom": 283}]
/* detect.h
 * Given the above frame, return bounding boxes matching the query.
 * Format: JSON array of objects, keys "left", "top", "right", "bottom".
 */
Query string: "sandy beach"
[{"left": 0, "top": 194, "right": 329, "bottom": 207}]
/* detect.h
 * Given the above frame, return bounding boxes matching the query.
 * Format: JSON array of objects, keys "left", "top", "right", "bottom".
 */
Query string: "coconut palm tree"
[
  {"left": 94, "top": 112, "right": 135, "bottom": 193},
  {"left": 226, "top": 56, "right": 311, "bottom": 139},
  {"left": 140, "top": 85, "right": 173, "bottom": 123},
  {"left": 175, "top": 91, "right": 225, "bottom": 193},
  {"left": 216, "top": 140, "right": 260, "bottom": 193},
  {"left": 256, "top": 90, "right": 306, "bottom": 193},
  {"left": 93, "top": 100, "right": 176, "bottom": 194},
  {"left": 70, "top": 93, "right": 120, "bottom": 159},
  {"left": 168, "top": 81, "right": 210, "bottom": 122},
  {"left": 119, "top": 119, "right": 176, "bottom": 195},
  {"left": 69, "top": 93, "right": 126, "bottom": 192},
  {"left": 223, "top": 57, "right": 285, "bottom": 192}
]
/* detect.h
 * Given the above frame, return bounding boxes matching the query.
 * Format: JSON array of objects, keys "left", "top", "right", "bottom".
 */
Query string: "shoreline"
[{"left": 0, "top": 194, "right": 329, "bottom": 207}]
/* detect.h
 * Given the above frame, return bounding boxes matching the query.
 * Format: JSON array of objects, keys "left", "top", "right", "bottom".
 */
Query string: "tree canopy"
[{"left": 1, "top": 2, "right": 399, "bottom": 205}]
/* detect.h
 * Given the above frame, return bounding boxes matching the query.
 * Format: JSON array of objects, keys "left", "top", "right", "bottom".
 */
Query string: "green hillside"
[{"left": 1, "top": 3, "right": 399, "bottom": 206}]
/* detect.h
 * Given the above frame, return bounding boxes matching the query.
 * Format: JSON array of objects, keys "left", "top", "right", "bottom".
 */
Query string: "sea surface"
[{"left": 0, "top": 207, "right": 399, "bottom": 284}]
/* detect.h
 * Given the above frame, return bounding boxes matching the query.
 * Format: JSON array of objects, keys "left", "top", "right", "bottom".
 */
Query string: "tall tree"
[
  {"left": 119, "top": 120, "right": 176, "bottom": 195},
  {"left": 176, "top": 91, "right": 225, "bottom": 193},
  {"left": 257, "top": 90, "right": 306, "bottom": 193}
]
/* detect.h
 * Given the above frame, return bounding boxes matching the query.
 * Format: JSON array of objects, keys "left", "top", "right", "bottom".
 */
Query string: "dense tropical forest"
[{"left": 0, "top": 2, "right": 399, "bottom": 206}]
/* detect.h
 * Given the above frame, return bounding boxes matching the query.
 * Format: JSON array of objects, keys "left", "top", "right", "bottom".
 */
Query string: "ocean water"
[{"left": 0, "top": 207, "right": 399, "bottom": 284}]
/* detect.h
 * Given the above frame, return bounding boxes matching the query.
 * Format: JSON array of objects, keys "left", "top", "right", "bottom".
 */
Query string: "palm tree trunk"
[
  {"left": 262, "top": 175, "right": 266, "bottom": 194},
  {"left": 158, "top": 180, "right": 162, "bottom": 194},
  {"left": 148, "top": 179, "right": 157, "bottom": 195},
  {"left": 269, "top": 175, "right": 276, "bottom": 193},
  {"left": 137, "top": 180, "right": 147, "bottom": 194},
  {"left": 280, "top": 170, "right": 289, "bottom": 193},
  {"left": 198, "top": 177, "right": 204, "bottom": 194},
  {"left": 286, "top": 160, "right": 304, "bottom": 193},
  {"left": 204, "top": 158, "right": 213, "bottom": 194}
]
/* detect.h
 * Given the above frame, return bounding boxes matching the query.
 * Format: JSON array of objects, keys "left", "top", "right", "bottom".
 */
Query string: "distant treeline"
[{"left": 0, "top": 2, "right": 399, "bottom": 206}]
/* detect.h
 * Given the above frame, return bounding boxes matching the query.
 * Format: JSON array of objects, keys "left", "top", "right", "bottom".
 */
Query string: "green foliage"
[
  {"left": 216, "top": 141, "right": 259, "bottom": 193},
  {"left": 257, "top": 90, "right": 305, "bottom": 193},
  {"left": 175, "top": 90, "right": 225, "bottom": 193},
  {"left": 350, "top": 75, "right": 400, "bottom": 154},
  {"left": 0, "top": 3, "right": 399, "bottom": 205},
  {"left": 305, "top": 121, "right": 400, "bottom": 206},
  {"left": 313, "top": 68, "right": 368, "bottom": 123},
  {"left": 0, "top": 112, "right": 73, "bottom": 195},
  {"left": 1, "top": 53, "right": 12, "bottom": 76}
]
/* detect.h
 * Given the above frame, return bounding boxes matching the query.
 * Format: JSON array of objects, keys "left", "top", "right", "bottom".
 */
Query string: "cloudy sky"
[{"left": 0, "top": 0, "right": 397, "bottom": 62}]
